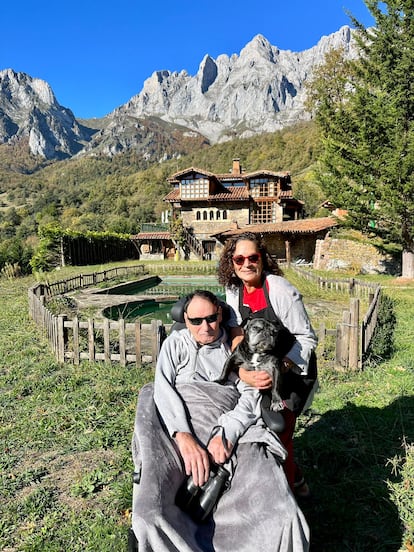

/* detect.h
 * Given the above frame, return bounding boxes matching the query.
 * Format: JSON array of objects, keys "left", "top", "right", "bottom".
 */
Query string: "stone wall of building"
[
  {"left": 182, "top": 205, "right": 249, "bottom": 241},
  {"left": 314, "top": 236, "right": 399, "bottom": 274}
]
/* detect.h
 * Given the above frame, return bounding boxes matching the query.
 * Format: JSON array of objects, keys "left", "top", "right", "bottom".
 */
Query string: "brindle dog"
[{"left": 221, "top": 317, "right": 295, "bottom": 432}]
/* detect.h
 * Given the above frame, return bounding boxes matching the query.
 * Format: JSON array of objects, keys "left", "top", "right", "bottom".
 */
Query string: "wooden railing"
[
  {"left": 181, "top": 227, "right": 206, "bottom": 259},
  {"left": 293, "top": 265, "right": 379, "bottom": 297},
  {"left": 42, "top": 265, "right": 147, "bottom": 299},
  {"left": 28, "top": 285, "right": 169, "bottom": 366},
  {"left": 292, "top": 266, "right": 382, "bottom": 369},
  {"left": 28, "top": 263, "right": 216, "bottom": 366},
  {"left": 29, "top": 264, "right": 383, "bottom": 370}
]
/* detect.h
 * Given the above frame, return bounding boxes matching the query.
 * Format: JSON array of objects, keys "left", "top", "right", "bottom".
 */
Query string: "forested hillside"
[{"left": 0, "top": 121, "right": 325, "bottom": 273}]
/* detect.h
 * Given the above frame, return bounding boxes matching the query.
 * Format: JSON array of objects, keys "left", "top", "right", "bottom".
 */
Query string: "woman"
[{"left": 217, "top": 232, "right": 318, "bottom": 497}]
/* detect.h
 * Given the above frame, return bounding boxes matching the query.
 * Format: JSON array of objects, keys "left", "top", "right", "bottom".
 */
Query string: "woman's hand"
[
  {"left": 229, "top": 326, "right": 244, "bottom": 351},
  {"left": 239, "top": 367, "right": 272, "bottom": 389}
]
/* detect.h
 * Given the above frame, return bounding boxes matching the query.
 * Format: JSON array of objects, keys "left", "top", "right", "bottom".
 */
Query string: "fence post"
[
  {"left": 119, "top": 319, "right": 126, "bottom": 367},
  {"left": 151, "top": 320, "right": 164, "bottom": 365},
  {"left": 88, "top": 319, "right": 95, "bottom": 362},
  {"left": 349, "top": 298, "right": 360, "bottom": 370},
  {"left": 318, "top": 322, "right": 326, "bottom": 357},
  {"left": 135, "top": 321, "right": 142, "bottom": 368},
  {"left": 335, "top": 321, "right": 343, "bottom": 368},
  {"left": 73, "top": 316, "right": 80, "bottom": 365},
  {"left": 338, "top": 310, "right": 351, "bottom": 369},
  {"left": 103, "top": 318, "right": 111, "bottom": 363},
  {"left": 57, "top": 314, "right": 67, "bottom": 363}
]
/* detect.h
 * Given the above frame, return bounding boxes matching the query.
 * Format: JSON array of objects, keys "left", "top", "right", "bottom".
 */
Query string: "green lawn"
[{"left": 1, "top": 266, "right": 413, "bottom": 551}]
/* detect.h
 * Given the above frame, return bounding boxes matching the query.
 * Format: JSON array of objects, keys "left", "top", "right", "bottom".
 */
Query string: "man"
[
  {"left": 131, "top": 290, "right": 310, "bottom": 551},
  {"left": 154, "top": 289, "right": 261, "bottom": 486}
]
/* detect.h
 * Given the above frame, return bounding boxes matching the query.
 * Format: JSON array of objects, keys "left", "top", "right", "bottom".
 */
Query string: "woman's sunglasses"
[
  {"left": 186, "top": 312, "right": 219, "bottom": 326},
  {"left": 232, "top": 253, "right": 261, "bottom": 266}
]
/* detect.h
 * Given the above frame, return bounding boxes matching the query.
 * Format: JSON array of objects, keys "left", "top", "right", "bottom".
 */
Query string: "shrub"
[
  {"left": 387, "top": 441, "right": 414, "bottom": 549},
  {"left": 364, "top": 294, "right": 396, "bottom": 366}
]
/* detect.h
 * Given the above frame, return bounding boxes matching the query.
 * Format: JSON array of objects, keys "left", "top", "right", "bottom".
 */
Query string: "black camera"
[{"left": 175, "top": 464, "right": 230, "bottom": 523}]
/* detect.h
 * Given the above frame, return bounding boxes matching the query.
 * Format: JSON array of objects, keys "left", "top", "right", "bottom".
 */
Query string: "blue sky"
[{"left": 1, "top": 0, "right": 374, "bottom": 119}]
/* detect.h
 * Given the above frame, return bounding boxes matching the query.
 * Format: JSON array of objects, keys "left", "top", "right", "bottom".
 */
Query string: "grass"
[
  {"left": 1, "top": 263, "right": 413, "bottom": 551},
  {"left": 0, "top": 273, "right": 154, "bottom": 551},
  {"left": 296, "top": 281, "right": 414, "bottom": 552}
]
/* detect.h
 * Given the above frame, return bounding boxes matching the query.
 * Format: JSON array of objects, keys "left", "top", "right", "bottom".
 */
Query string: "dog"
[{"left": 221, "top": 317, "right": 296, "bottom": 432}]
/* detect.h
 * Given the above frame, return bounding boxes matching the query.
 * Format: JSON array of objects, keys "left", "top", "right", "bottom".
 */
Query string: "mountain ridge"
[{"left": 0, "top": 26, "right": 358, "bottom": 161}]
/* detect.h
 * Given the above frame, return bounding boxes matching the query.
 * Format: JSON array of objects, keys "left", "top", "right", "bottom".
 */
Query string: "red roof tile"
[
  {"left": 213, "top": 217, "right": 338, "bottom": 237},
  {"left": 168, "top": 166, "right": 290, "bottom": 183},
  {"left": 164, "top": 186, "right": 250, "bottom": 202}
]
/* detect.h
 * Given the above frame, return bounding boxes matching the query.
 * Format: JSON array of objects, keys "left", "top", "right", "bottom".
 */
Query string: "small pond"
[{"left": 103, "top": 276, "right": 225, "bottom": 323}]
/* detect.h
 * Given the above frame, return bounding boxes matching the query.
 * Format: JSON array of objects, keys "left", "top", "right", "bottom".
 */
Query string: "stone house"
[
  {"left": 131, "top": 159, "right": 337, "bottom": 261},
  {"left": 163, "top": 159, "right": 304, "bottom": 258}
]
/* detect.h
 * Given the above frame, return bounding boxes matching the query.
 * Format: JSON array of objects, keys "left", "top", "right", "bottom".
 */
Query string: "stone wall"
[{"left": 314, "top": 236, "right": 399, "bottom": 274}]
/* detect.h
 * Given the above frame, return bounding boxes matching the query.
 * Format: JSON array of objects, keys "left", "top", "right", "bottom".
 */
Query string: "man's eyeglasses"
[
  {"left": 186, "top": 312, "right": 219, "bottom": 326},
  {"left": 232, "top": 253, "right": 261, "bottom": 266}
]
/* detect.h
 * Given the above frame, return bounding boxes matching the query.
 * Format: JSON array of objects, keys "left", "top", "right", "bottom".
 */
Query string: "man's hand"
[
  {"left": 174, "top": 432, "right": 210, "bottom": 487},
  {"left": 239, "top": 367, "right": 273, "bottom": 389},
  {"left": 207, "top": 434, "right": 233, "bottom": 465}
]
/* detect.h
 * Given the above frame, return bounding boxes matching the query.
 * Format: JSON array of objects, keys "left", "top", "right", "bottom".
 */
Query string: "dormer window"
[
  {"left": 250, "top": 178, "right": 277, "bottom": 198},
  {"left": 180, "top": 178, "right": 210, "bottom": 199}
]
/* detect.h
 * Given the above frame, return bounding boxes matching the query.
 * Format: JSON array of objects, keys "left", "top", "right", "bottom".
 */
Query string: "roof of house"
[
  {"left": 167, "top": 166, "right": 290, "bottom": 183},
  {"left": 212, "top": 217, "right": 338, "bottom": 239},
  {"left": 130, "top": 232, "right": 172, "bottom": 240},
  {"left": 164, "top": 186, "right": 250, "bottom": 202}
]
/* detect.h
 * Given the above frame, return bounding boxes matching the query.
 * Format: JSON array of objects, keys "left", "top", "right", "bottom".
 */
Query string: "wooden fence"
[
  {"left": 38, "top": 264, "right": 147, "bottom": 299},
  {"left": 293, "top": 266, "right": 379, "bottom": 297},
  {"left": 292, "top": 267, "right": 382, "bottom": 369},
  {"left": 28, "top": 286, "right": 170, "bottom": 366},
  {"left": 29, "top": 265, "right": 383, "bottom": 369}
]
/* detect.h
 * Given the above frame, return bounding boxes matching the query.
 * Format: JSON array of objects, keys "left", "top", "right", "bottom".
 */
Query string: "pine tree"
[{"left": 307, "top": 1, "right": 414, "bottom": 278}]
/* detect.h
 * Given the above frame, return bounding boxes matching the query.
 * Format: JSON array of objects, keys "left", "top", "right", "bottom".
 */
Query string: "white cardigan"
[{"left": 225, "top": 273, "right": 318, "bottom": 375}]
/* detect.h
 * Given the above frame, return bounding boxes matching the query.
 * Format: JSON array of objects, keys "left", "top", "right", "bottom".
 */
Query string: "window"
[
  {"left": 216, "top": 211, "right": 221, "bottom": 220},
  {"left": 209, "top": 211, "right": 214, "bottom": 220},
  {"left": 223, "top": 210, "right": 227, "bottom": 220},
  {"left": 196, "top": 211, "right": 201, "bottom": 220},
  {"left": 180, "top": 178, "right": 209, "bottom": 199},
  {"left": 203, "top": 211, "right": 208, "bottom": 220},
  {"left": 250, "top": 178, "right": 277, "bottom": 198},
  {"left": 251, "top": 201, "right": 277, "bottom": 224}
]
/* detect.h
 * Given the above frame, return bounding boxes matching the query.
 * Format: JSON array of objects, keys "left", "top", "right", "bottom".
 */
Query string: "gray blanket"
[{"left": 131, "top": 382, "right": 310, "bottom": 552}]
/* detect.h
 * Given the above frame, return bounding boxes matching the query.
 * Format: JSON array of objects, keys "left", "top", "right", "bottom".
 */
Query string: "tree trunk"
[{"left": 402, "top": 248, "right": 414, "bottom": 279}]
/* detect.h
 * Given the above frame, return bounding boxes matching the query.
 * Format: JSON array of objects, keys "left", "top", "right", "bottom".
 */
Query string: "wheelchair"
[
  {"left": 127, "top": 294, "right": 230, "bottom": 551},
  {"left": 127, "top": 294, "right": 317, "bottom": 549}
]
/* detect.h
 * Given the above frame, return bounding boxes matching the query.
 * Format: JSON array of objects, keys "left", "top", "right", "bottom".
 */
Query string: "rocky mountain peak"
[
  {"left": 0, "top": 26, "right": 360, "bottom": 160},
  {"left": 106, "top": 25, "right": 358, "bottom": 145},
  {"left": 0, "top": 68, "right": 92, "bottom": 159},
  {"left": 239, "top": 34, "right": 278, "bottom": 63}
]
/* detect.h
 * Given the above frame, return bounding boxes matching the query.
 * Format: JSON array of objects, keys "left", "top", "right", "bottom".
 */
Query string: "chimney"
[{"left": 232, "top": 158, "right": 241, "bottom": 175}]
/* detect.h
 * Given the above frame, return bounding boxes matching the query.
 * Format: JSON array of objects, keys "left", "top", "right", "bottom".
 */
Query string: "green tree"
[{"left": 307, "top": 1, "right": 414, "bottom": 278}]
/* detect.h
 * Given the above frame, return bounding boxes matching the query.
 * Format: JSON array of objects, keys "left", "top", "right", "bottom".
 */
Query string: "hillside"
[{"left": 0, "top": 121, "right": 324, "bottom": 273}]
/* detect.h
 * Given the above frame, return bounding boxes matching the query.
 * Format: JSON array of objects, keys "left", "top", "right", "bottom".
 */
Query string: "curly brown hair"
[{"left": 217, "top": 232, "right": 283, "bottom": 288}]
